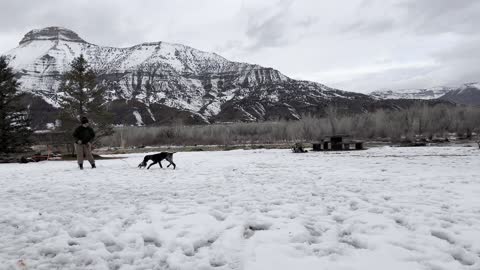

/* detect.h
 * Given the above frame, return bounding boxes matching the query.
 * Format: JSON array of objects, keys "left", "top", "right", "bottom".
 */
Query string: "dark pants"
[{"left": 75, "top": 143, "right": 95, "bottom": 165}]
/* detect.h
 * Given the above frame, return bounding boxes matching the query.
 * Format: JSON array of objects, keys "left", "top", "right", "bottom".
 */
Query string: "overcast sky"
[{"left": 0, "top": 0, "right": 479, "bottom": 93}]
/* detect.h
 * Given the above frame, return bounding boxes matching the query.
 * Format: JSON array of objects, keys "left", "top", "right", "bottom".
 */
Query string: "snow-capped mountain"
[
  {"left": 370, "top": 83, "right": 480, "bottom": 106},
  {"left": 438, "top": 82, "right": 480, "bottom": 106},
  {"left": 7, "top": 27, "right": 288, "bottom": 112},
  {"left": 370, "top": 87, "right": 454, "bottom": 100},
  {"left": 4, "top": 27, "right": 435, "bottom": 128}
]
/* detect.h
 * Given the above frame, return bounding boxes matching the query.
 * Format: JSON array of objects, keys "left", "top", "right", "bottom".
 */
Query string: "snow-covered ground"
[{"left": 1, "top": 147, "right": 480, "bottom": 270}]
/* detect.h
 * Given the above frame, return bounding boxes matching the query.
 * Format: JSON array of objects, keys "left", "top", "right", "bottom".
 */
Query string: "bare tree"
[
  {"left": 100, "top": 104, "right": 480, "bottom": 148},
  {"left": 325, "top": 105, "right": 338, "bottom": 135}
]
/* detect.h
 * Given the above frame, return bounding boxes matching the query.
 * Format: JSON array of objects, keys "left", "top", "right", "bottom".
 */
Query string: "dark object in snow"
[
  {"left": 292, "top": 143, "right": 308, "bottom": 153},
  {"left": 399, "top": 137, "right": 427, "bottom": 147},
  {"left": 312, "top": 135, "right": 364, "bottom": 151},
  {"left": 138, "top": 152, "right": 176, "bottom": 169},
  {"left": 430, "top": 137, "right": 449, "bottom": 143},
  {"left": 404, "top": 141, "right": 427, "bottom": 147},
  {"left": 19, "top": 156, "right": 36, "bottom": 163}
]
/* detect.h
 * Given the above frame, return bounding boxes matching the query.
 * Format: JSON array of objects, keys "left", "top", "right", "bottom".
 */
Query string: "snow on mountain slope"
[
  {"left": 370, "top": 82, "right": 480, "bottom": 106},
  {"left": 370, "top": 86, "right": 454, "bottom": 100},
  {"left": 439, "top": 82, "right": 480, "bottom": 106},
  {"left": 6, "top": 27, "right": 287, "bottom": 92}
]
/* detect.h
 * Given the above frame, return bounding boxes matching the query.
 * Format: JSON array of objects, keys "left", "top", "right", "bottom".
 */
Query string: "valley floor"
[{"left": 1, "top": 147, "right": 480, "bottom": 269}]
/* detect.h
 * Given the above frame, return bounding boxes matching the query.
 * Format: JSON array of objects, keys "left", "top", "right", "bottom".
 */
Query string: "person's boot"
[
  {"left": 91, "top": 163, "right": 96, "bottom": 169},
  {"left": 79, "top": 163, "right": 84, "bottom": 170}
]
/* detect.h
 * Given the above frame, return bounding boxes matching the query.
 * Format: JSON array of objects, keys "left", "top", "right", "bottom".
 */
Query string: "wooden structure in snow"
[{"left": 312, "top": 135, "right": 364, "bottom": 151}]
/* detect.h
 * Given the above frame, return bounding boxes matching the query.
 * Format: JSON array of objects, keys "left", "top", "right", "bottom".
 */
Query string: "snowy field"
[{"left": 1, "top": 146, "right": 480, "bottom": 270}]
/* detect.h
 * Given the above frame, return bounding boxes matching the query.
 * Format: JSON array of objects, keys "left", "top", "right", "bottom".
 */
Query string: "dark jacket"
[{"left": 73, "top": 125, "right": 95, "bottom": 144}]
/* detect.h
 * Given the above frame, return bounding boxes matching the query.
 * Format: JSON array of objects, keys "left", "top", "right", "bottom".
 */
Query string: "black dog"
[{"left": 138, "top": 152, "right": 176, "bottom": 169}]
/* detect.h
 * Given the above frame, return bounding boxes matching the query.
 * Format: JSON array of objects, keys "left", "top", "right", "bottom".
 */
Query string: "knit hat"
[{"left": 80, "top": 116, "right": 89, "bottom": 124}]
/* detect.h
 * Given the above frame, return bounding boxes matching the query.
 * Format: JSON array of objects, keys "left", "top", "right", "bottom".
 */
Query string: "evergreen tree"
[
  {"left": 0, "top": 56, "right": 32, "bottom": 153},
  {"left": 57, "top": 54, "right": 113, "bottom": 141}
]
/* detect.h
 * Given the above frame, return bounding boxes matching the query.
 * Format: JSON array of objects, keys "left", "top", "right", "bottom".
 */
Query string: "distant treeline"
[{"left": 102, "top": 104, "right": 480, "bottom": 147}]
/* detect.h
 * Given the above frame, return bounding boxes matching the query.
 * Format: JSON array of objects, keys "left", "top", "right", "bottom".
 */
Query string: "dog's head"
[{"left": 138, "top": 155, "right": 151, "bottom": 168}]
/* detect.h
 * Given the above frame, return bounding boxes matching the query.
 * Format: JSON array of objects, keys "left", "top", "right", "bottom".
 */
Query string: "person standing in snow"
[{"left": 73, "top": 116, "right": 96, "bottom": 170}]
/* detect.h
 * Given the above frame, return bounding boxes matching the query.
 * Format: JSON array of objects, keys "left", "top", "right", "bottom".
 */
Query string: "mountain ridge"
[
  {"left": 4, "top": 26, "right": 449, "bottom": 129},
  {"left": 438, "top": 82, "right": 480, "bottom": 106},
  {"left": 370, "top": 83, "right": 480, "bottom": 106},
  {"left": 370, "top": 86, "right": 454, "bottom": 100}
]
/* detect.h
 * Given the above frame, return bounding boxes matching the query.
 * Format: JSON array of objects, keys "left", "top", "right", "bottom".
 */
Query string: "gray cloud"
[
  {"left": 341, "top": 19, "right": 395, "bottom": 35},
  {"left": 243, "top": 0, "right": 319, "bottom": 50},
  {"left": 245, "top": 10, "right": 290, "bottom": 49},
  {"left": 398, "top": 0, "right": 480, "bottom": 35}
]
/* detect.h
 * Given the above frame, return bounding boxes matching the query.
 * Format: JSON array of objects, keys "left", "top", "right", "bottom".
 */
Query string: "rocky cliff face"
[
  {"left": 19, "top": 27, "right": 87, "bottom": 44},
  {"left": 4, "top": 26, "right": 435, "bottom": 128}
]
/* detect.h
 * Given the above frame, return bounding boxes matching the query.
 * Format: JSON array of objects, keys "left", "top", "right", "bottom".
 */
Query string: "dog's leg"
[
  {"left": 158, "top": 161, "right": 163, "bottom": 168},
  {"left": 147, "top": 162, "right": 156, "bottom": 169},
  {"left": 166, "top": 156, "right": 176, "bottom": 169}
]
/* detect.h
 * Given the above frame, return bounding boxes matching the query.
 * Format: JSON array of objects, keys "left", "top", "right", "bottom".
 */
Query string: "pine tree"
[
  {"left": 57, "top": 54, "right": 113, "bottom": 141},
  {"left": 0, "top": 56, "right": 32, "bottom": 153}
]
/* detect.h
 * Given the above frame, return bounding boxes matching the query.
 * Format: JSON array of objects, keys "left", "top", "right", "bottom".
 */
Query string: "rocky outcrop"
[{"left": 19, "top": 26, "right": 87, "bottom": 44}]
